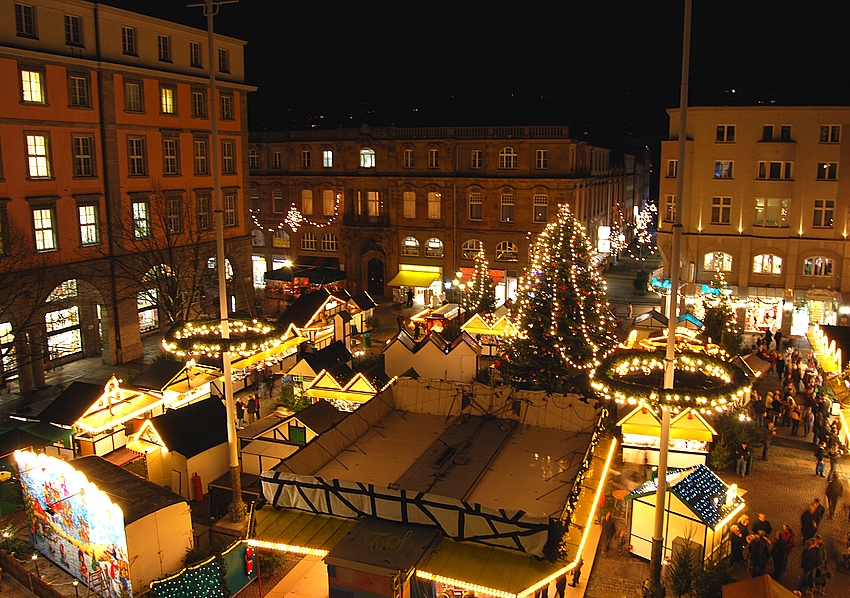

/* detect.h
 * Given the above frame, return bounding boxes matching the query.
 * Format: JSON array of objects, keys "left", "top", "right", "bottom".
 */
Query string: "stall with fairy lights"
[
  {"left": 617, "top": 406, "right": 717, "bottom": 468},
  {"left": 460, "top": 313, "right": 517, "bottom": 357}
]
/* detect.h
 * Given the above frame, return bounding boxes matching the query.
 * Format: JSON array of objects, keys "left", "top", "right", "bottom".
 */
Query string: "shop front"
[
  {"left": 458, "top": 266, "right": 516, "bottom": 305},
  {"left": 387, "top": 265, "right": 443, "bottom": 306},
  {"left": 745, "top": 287, "right": 785, "bottom": 333},
  {"left": 798, "top": 288, "right": 840, "bottom": 329}
]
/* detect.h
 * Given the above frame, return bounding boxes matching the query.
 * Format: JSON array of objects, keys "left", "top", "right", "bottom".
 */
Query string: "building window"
[
  {"left": 218, "top": 48, "right": 229, "bottom": 73},
  {"left": 128, "top": 137, "right": 147, "bottom": 176},
  {"left": 194, "top": 139, "right": 208, "bottom": 174},
  {"left": 121, "top": 26, "right": 136, "bottom": 55},
  {"left": 192, "top": 90, "right": 206, "bottom": 117},
  {"left": 323, "top": 150, "right": 333, "bottom": 168},
  {"left": 468, "top": 192, "right": 483, "bottom": 221},
  {"left": 250, "top": 187, "right": 259, "bottom": 210},
  {"left": 323, "top": 189, "right": 335, "bottom": 215},
  {"left": 220, "top": 94, "right": 233, "bottom": 120},
  {"left": 704, "top": 251, "right": 732, "bottom": 272},
  {"left": 820, "top": 125, "right": 841, "bottom": 143},
  {"left": 64, "top": 14, "right": 82, "bottom": 46},
  {"left": 189, "top": 41, "right": 202, "bottom": 67},
  {"left": 223, "top": 191, "right": 237, "bottom": 226},
  {"left": 138, "top": 290, "right": 159, "bottom": 333},
  {"left": 533, "top": 195, "right": 548, "bottom": 223},
  {"left": 495, "top": 241, "right": 519, "bottom": 262},
  {"left": 401, "top": 236, "right": 420, "bottom": 256},
  {"left": 664, "top": 195, "right": 676, "bottom": 222},
  {"left": 163, "top": 137, "right": 179, "bottom": 175},
  {"left": 804, "top": 257, "right": 834, "bottom": 277},
  {"left": 32, "top": 207, "right": 56, "bottom": 251},
  {"left": 301, "top": 231, "right": 317, "bottom": 251},
  {"left": 762, "top": 125, "right": 774, "bottom": 142},
  {"left": 667, "top": 160, "right": 678, "bottom": 178},
  {"left": 758, "top": 161, "right": 792, "bottom": 180},
  {"left": 817, "top": 163, "right": 837, "bottom": 180},
  {"left": 72, "top": 134, "right": 94, "bottom": 177},
  {"left": 780, "top": 125, "right": 792, "bottom": 141},
  {"left": 813, "top": 199, "right": 835, "bottom": 228},
  {"left": 132, "top": 199, "right": 150, "bottom": 238},
  {"left": 710, "top": 197, "right": 731, "bottom": 225},
  {"left": 752, "top": 254, "right": 782, "bottom": 275},
  {"left": 301, "top": 189, "right": 313, "bottom": 215},
  {"left": 499, "top": 147, "right": 517, "bottom": 169},
  {"left": 427, "top": 192, "right": 441, "bottom": 219},
  {"left": 425, "top": 237, "right": 444, "bottom": 258},
  {"left": 221, "top": 140, "right": 235, "bottom": 174},
  {"left": 471, "top": 150, "right": 483, "bottom": 169},
  {"left": 45, "top": 306, "right": 82, "bottom": 359},
  {"left": 26, "top": 133, "right": 51, "bottom": 178},
  {"left": 366, "top": 191, "right": 380, "bottom": 216},
  {"left": 500, "top": 194, "right": 515, "bottom": 222},
  {"left": 536, "top": 149, "right": 548, "bottom": 170},
  {"left": 716, "top": 125, "right": 735, "bottom": 142},
  {"left": 301, "top": 150, "right": 311, "bottom": 169},
  {"left": 428, "top": 149, "right": 440, "bottom": 169},
  {"left": 196, "top": 192, "right": 211, "bottom": 231},
  {"left": 160, "top": 86, "right": 175, "bottom": 114},
  {"left": 248, "top": 148, "right": 259, "bottom": 168},
  {"left": 272, "top": 188, "right": 284, "bottom": 213},
  {"left": 272, "top": 230, "right": 290, "bottom": 248},
  {"left": 78, "top": 204, "right": 99, "bottom": 246},
  {"left": 714, "top": 161, "right": 733, "bottom": 178},
  {"left": 166, "top": 193, "right": 182, "bottom": 234},
  {"left": 403, "top": 191, "right": 416, "bottom": 219},
  {"left": 16, "top": 3, "right": 36, "bottom": 37},
  {"left": 68, "top": 75, "right": 89, "bottom": 107},
  {"left": 157, "top": 34, "right": 171, "bottom": 61},
  {"left": 125, "top": 81, "right": 142, "bottom": 112},
  {"left": 462, "top": 239, "right": 483, "bottom": 259},
  {"left": 321, "top": 233, "right": 338, "bottom": 252},
  {"left": 360, "top": 148, "right": 376, "bottom": 168},
  {"left": 273, "top": 151, "right": 282, "bottom": 169},
  {"left": 754, "top": 198, "right": 789, "bottom": 227},
  {"left": 21, "top": 69, "right": 45, "bottom": 104},
  {"left": 403, "top": 149, "right": 413, "bottom": 168}
]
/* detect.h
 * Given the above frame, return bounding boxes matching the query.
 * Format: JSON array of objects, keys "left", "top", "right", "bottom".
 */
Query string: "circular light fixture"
[{"left": 162, "top": 319, "right": 290, "bottom": 358}]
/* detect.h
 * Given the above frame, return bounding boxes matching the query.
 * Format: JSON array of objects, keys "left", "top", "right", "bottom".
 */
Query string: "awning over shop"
[{"left": 387, "top": 271, "right": 440, "bottom": 287}]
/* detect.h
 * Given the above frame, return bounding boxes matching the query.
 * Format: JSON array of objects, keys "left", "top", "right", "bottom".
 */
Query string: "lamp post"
[
  {"left": 32, "top": 553, "right": 40, "bottom": 578},
  {"left": 73, "top": 580, "right": 79, "bottom": 598},
  {"left": 2, "top": 531, "right": 9, "bottom": 552},
  {"left": 188, "top": 0, "right": 246, "bottom": 524}
]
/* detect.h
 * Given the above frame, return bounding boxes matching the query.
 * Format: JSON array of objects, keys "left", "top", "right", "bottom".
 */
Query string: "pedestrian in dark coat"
[
  {"left": 235, "top": 397, "right": 245, "bottom": 428},
  {"left": 774, "top": 329, "right": 783, "bottom": 350},
  {"left": 601, "top": 512, "right": 616, "bottom": 555},
  {"left": 826, "top": 475, "right": 844, "bottom": 519},
  {"left": 730, "top": 525, "right": 746, "bottom": 565},
  {"left": 800, "top": 538, "right": 820, "bottom": 590},
  {"left": 568, "top": 557, "right": 583, "bottom": 587},
  {"left": 752, "top": 513, "right": 773, "bottom": 537},
  {"left": 554, "top": 574, "right": 567, "bottom": 598},
  {"left": 801, "top": 504, "right": 818, "bottom": 541},
  {"left": 812, "top": 498, "right": 825, "bottom": 525},
  {"left": 770, "top": 532, "right": 789, "bottom": 580},
  {"left": 748, "top": 531, "right": 771, "bottom": 577},
  {"left": 762, "top": 422, "right": 776, "bottom": 460},
  {"left": 776, "top": 357, "right": 786, "bottom": 381}
]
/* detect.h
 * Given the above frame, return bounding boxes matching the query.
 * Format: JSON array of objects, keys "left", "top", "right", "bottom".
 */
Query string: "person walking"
[
  {"left": 815, "top": 441, "right": 828, "bottom": 477},
  {"left": 235, "top": 397, "right": 245, "bottom": 428},
  {"left": 774, "top": 329, "right": 783, "bottom": 351},
  {"left": 801, "top": 504, "right": 818, "bottom": 541},
  {"left": 827, "top": 441, "right": 844, "bottom": 481},
  {"left": 771, "top": 531, "right": 789, "bottom": 580},
  {"left": 791, "top": 403, "right": 802, "bottom": 436},
  {"left": 735, "top": 442, "right": 751, "bottom": 475},
  {"left": 568, "top": 557, "right": 583, "bottom": 587},
  {"left": 826, "top": 475, "right": 844, "bottom": 519},
  {"left": 776, "top": 355, "right": 786, "bottom": 381},
  {"left": 601, "top": 512, "right": 616, "bottom": 556},
  {"left": 246, "top": 393, "right": 257, "bottom": 424},
  {"left": 554, "top": 574, "right": 567, "bottom": 598},
  {"left": 800, "top": 537, "right": 820, "bottom": 591},
  {"left": 812, "top": 498, "right": 825, "bottom": 526},
  {"left": 748, "top": 530, "right": 771, "bottom": 578},
  {"left": 803, "top": 407, "right": 815, "bottom": 438},
  {"left": 762, "top": 422, "right": 776, "bottom": 460}
]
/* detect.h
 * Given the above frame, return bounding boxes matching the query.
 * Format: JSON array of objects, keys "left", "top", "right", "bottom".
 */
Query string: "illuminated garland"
[
  {"left": 249, "top": 195, "right": 340, "bottom": 234},
  {"left": 148, "top": 554, "right": 226, "bottom": 598},
  {"left": 562, "top": 407, "right": 607, "bottom": 524},
  {"left": 628, "top": 203, "right": 656, "bottom": 261},
  {"left": 590, "top": 351, "right": 750, "bottom": 413},
  {"left": 467, "top": 246, "right": 496, "bottom": 314},
  {"left": 162, "top": 319, "right": 289, "bottom": 358}
]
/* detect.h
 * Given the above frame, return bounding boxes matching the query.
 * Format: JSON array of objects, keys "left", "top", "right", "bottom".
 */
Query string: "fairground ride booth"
[
  {"left": 14, "top": 451, "right": 193, "bottom": 597},
  {"left": 248, "top": 380, "right": 617, "bottom": 598},
  {"left": 617, "top": 407, "right": 716, "bottom": 468},
  {"left": 626, "top": 464, "right": 745, "bottom": 564}
]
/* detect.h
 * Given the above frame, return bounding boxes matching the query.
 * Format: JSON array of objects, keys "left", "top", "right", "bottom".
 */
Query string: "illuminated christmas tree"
[
  {"left": 467, "top": 247, "right": 496, "bottom": 315},
  {"left": 504, "top": 204, "right": 617, "bottom": 392},
  {"left": 629, "top": 203, "right": 656, "bottom": 261}
]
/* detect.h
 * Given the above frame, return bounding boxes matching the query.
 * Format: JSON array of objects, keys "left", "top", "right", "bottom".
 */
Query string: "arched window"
[
  {"left": 251, "top": 229, "right": 265, "bottom": 247},
  {"left": 425, "top": 237, "right": 444, "bottom": 258},
  {"left": 321, "top": 233, "right": 338, "bottom": 252},
  {"left": 495, "top": 241, "right": 519, "bottom": 262},
  {"left": 499, "top": 147, "right": 518, "bottom": 169},
  {"left": 401, "top": 236, "right": 420, "bottom": 257},
  {"left": 301, "top": 231, "right": 317, "bottom": 250},
  {"left": 804, "top": 256, "right": 834, "bottom": 277},
  {"left": 703, "top": 251, "right": 732, "bottom": 272},
  {"left": 272, "top": 229, "right": 290, "bottom": 248},
  {"left": 752, "top": 254, "right": 782, "bottom": 275},
  {"left": 360, "top": 148, "right": 376, "bottom": 168},
  {"left": 462, "top": 239, "right": 484, "bottom": 259}
]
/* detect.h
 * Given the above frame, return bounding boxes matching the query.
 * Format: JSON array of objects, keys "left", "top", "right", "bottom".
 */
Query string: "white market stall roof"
[
  {"left": 617, "top": 407, "right": 717, "bottom": 442},
  {"left": 241, "top": 439, "right": 299, "bottom": 463},
  {"left": 76, "top": 376, "right": 165, "bottom": 435},
  {"left": 460, "top": 314, "right": 517, "bottom": 337}
]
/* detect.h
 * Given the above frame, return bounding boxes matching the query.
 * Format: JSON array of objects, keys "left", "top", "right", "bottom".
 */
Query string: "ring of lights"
[
  {"left": 162, "top": 319, "right": 288, "bottom": 358},
  {"left": 590, "top": 351, "right": 750, "bottom": 413}
]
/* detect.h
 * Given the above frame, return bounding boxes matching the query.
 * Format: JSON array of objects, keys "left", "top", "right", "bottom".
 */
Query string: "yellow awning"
[{"left": 387, "top": 271, "right": 440, "bottom": 287}]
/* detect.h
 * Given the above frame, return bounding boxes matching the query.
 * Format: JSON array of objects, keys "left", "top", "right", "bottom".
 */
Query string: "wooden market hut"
[
  {"left": 384, "top": 330, "right": 481, "bottom": 382},
  {"left": 617, "top": 407, "right": 716, "bottom": 468}
]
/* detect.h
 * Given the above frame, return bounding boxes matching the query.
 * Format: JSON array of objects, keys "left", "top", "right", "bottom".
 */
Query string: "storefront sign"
[{"left": 805, "top": 288, "right": 838, "bottom": 301}]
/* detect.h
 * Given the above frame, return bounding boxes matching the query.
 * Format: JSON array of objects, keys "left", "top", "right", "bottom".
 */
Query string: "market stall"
[{"left": 617, "top": 407, "right": 716, "bottom": 468}]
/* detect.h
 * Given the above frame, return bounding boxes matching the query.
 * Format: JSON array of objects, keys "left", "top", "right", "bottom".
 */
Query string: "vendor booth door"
[{"left": 368, "top": 259, "right": 384, "bottom": 297}]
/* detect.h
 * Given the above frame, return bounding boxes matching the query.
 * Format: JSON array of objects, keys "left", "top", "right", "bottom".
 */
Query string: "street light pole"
[{"left": 189, "top": 0, "right": 245, "bottom": 523}]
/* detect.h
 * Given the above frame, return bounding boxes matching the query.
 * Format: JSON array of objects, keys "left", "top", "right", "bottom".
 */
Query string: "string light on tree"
[
  {"left": 249, "top": 194, "right": 341, "bottom": 233},
  {"left": 629, "top": 203, "right": 657, "bottom": 261},
  {"left": 466, "top": 246, "right": 497, "bottom": 316}
]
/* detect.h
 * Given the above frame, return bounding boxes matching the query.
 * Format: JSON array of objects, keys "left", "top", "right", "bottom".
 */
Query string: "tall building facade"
[
  {"left": 249, "top": 125, "right": 644, "bottom": 306},
  {"left": 0, "top": 0, "right": 253, "bottom": 391},
  {"left": 658, "top": 106, "right": 850, "bottom": 335}
]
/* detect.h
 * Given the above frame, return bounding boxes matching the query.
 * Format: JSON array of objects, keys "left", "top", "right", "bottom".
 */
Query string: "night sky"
[{"left": 99, "top": 1, "right": 850, "bottom": 146}]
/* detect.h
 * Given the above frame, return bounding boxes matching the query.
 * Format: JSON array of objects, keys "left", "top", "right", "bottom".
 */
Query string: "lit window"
[
  {"left": 500, "top": 194, "right": 515, "bottom": 222},
  {"left": 754, "top": 198, "right": 789, "bottom": 227},
  {"left": 817, "top": 163, "right": 837, "bottom": 180},
  {"left": 16, "top": 4, "right": 36, "bottom": 37},
  {"left": 138, "top": 290, "right": 159, "bottom": 333},
  {"left": 321, "top": 233, "right": 338, "bottom": 252},
  {"left": 132, "top": 200, "right": 150, "bottom": 239},
  {"left": 273, "top": 152, "right": 282, "bottom": 169},
  {"left": 249, "top": 148, "right": 259, "bottom": 168},
  {"left": 33, "top": 207, "right": 56, "bottom": 251},
  {"left": 160, "top": 86, "right": 175, "bottom": 114},
  {"left": 26, "top": 134, "right": 51, "bottom": 178},
  {"left": 703, "top": 251, "right": 732, "bottom": 272},
  {"left": 360, "top": 148, "right": 376, "bottom": 168},
  {"left": 301, "top": 231, "right": 317, "bottom": 250},
  {"left": 804, "top": 257, "right": 834, "bottom": 277},
  {"left": 462, "top": 239, "right": 483, "bottom": 259},
  {"left": 533, "top": 195, "right": 548, "bottom": 223},
  {"left": 21, "top": 69, "right": 44, "bottom": 103},
  {"left": 536, "top": 149, "right": 548, "bottom": 169},
  {"left": 323, "top": 150, "right": 333, "bottom": 168},
  {"left": 72, "top": 135, "right": 94, "bottom": 177},
  {"left": 250, "top": 187, "right": 259, "bottom": 210},
  {"left": 301, "top": 189, "right": 313, "bottom": 215},
  {"left": 403, "top": 191, "right": 416, "bottom": 219},
  {"left": 714, "top": 161, "right": 733, "bottom": 178},
  {"left": 710, "top": 197, "right": 731, "bottom": 225},
  {"left": 272, "top": 230, "right": 290, "bottom": 248},
  {"left": 468, "top": 193, "right": 483, "bottom": 221},
  {"left": 252, "top": 229, "right": 265, "bottom": 247},
  {"left": 813, "top": 199, "right": 835, "bottom": 228},
  {"left": 425, "top": 237, "right": 444, "bottom": 258},
  {"left": 401, "top": 236, "right": 420, "bottom": 256},
  {"left": 65, "top": 15, "right": 82, "bottom": 46},
  {"left": 499, "top": 147, "right": 517, "bottom": 169},
  {"left": 752, "top": 254, "right": 782, "bottom": 275},
  {"left": 323, "top": 189, "right": 335, "bottom": 215},
  {"left": 427, "top": 192, "right": 441, "bottom": 219},
  {"left": 495, "top": 241, "right": 518, "bottom": 262}
]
